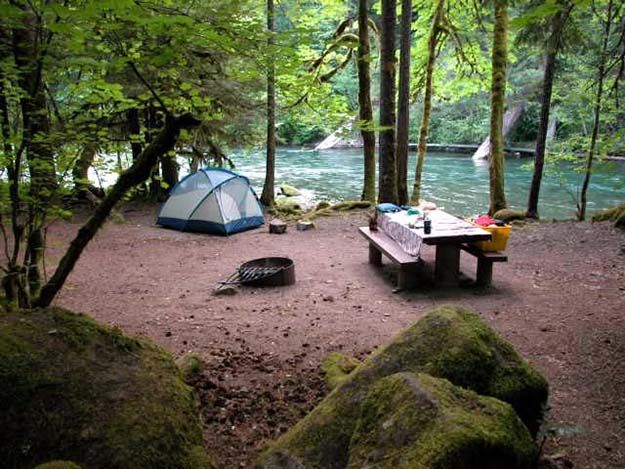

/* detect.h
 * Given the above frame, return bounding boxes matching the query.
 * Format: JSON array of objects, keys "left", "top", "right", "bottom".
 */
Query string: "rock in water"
[
  {"left": 347, "top": 373, "right": 535, "bottom": 469},
  {"left": 279, "top": 184, "right": 300, "bottom": 197},
  {"left": 0, "top": 308, "right": 215, "bottom": 469},
  {"left": 258, "top": 306, "right": 548, "bottom": 468}
]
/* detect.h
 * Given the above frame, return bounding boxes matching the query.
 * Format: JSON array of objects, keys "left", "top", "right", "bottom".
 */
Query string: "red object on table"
[{"left": 474, "top": 214, "right": 496, "bottom": 227}]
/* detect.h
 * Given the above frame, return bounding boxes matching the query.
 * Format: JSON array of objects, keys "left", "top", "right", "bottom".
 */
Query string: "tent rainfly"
[{"left": 157, "top": 168, "right": 264, "bottom": 235}]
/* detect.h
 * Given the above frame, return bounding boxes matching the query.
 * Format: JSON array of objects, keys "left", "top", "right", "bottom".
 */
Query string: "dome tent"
[{"left": 157, "top": 168, "right": 264, "bottom": 235}]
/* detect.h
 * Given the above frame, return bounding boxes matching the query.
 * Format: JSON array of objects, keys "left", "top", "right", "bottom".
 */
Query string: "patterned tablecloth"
[{"left": 378, "top": 211, "right": 423, "bottom": 257}]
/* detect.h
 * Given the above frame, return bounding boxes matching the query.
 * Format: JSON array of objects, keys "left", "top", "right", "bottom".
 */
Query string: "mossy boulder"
[
  {"left": 321, "top": 353, "right": 361, "bottom": 390},
  {"left": 258, "top": 305, "right": 547, "bottom": 468},
  {"left": 0, "top": 308, "right": 215, "bottom": 469},
  {"left": 279, "top": 184, "right": 300, "bottom": 197},
  {"left": 493, "top": 209, "right": 527, "bottom": 223},
  {"left": 35, "top": 462, "right": 82, "bottom": 469},
  {"left": 592, "top": 204, "right": 625, "bottom": 229},
  {"left": 348, "top": 373, "right": 536, "bottom": 469},
  {"left": 273, "top": 198, "right": 303, "bottom": 216}
]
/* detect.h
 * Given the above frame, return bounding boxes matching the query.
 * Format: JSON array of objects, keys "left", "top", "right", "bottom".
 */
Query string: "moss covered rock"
[
  {"left": 348, "top": 373, "right": 536, "bottom": 469},
  {"left": 35, "top": 462, "right": 82, "bottom": 469},
  {"left": 258, "top": 306, "right": 547, "bottom": 468},
  {"left": 0, "top": 308, "right": 215, "bottom": 469},
  {"left": 592, "top": 204, "right": 625, "bottom": 229},
  {"left": 273, "top": 198, "right": 303, "bottom": 216},
  {"left": 303, "top": 200, "right": 372, "bottom": 221},
  {"left": 321, "top": 353, "right": 361, "bottom": 390},
  {"left": 493, "top": 208, "right": 527, "bottom": 222}
]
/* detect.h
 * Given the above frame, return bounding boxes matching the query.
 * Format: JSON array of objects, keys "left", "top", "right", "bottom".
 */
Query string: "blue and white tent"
[{"left": 157, "top": 168, "right": 264, "bottom": 235}]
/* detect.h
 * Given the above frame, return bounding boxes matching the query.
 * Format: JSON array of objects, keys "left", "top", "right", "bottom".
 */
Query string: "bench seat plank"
[
  {"left": 358, "top": 227, "right": 419, "bottom": 265},
  {"left": 359, "top": 227, "right": 419, "bottom": 289}
]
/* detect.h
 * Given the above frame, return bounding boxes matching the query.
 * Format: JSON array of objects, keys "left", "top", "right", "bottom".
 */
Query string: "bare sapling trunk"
[
  {"left": 35, "top": 113, "right": 201, "bottom": 308},
  {"left": 358, "top": 0, "right": 376, "bottom": 202},
  {"left": 378, "top": 0, "right": 399, "bottom": 204},
  {"left": 261, "top": 0, "right": 276, "bottom": 207},
  {"left": 396, "top": 0, "right": 412, "bottom": 206},
  {"left": 526, "top": 4, "right": 571, "bottom": 219},
  {"left": 488, "top": 0, "right": 508, "bottom": 215},
  {"left": 411, "top": 0, "right": 445, "bottom": 204},
  {"left": 578, "top": 0, "right": 613, "bottom": 221},
  {"left": 72, "top": 143, "right": 102, "bottom": 199}
]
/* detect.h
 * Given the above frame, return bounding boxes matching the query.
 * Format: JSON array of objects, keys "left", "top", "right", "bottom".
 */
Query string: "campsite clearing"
[{"left": 50, "top": 206, "right": 625, "bottom": 469}]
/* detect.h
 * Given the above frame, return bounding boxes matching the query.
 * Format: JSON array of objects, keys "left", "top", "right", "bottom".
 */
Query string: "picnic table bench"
[
  {"left": 358, "top": 227, "right": 419, "bottom": 289},
  {"left": 460, "top": 243, "right": 508, "bottom": 287}
]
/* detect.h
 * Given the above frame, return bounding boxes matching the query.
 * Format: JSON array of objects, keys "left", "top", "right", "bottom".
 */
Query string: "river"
[{"left": 232, "top": 148, "right": 624, "bottom": 219}]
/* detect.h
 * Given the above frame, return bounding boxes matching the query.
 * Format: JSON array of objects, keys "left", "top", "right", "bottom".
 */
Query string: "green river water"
[{"left": 233, "top": 148, "right": 624, "bottom": 219}]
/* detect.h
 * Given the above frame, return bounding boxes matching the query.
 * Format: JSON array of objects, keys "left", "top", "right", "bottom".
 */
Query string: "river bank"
[
  {"left": 233, "top": 148, "right": 624, "bottom": 219},
  {"left": 46, "top": 206, "right": 625, "bottom": 468}
]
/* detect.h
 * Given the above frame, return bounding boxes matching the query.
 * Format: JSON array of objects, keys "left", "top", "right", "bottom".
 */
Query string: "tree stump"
[
  {"left": 269, "top": 219, "right": 287, "bottom": 234},
  {"left": 296, "top": 221, "right": 314, "bottom": 231}
]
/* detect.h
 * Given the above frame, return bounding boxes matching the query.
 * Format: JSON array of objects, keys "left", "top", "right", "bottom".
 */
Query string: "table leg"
[
  {"left": 369, "top": 244, "right": 382, "bottom": 266},
  {"left": 434, "top": 244, "right": 460, "bottom": 285}
]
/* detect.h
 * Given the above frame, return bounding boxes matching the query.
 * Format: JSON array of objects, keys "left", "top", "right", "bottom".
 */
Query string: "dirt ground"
[{"left": 45, "top": 205, "right": 625, "bottom": 468}]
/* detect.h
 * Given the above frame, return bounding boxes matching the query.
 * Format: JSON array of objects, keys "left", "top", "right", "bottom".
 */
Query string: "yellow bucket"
[{"left": 473, "top": 224, "right": 512, "bottom": 252}]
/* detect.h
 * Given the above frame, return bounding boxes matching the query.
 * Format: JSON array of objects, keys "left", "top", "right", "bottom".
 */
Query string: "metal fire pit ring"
[{"left": 237, "top": 257, "right": 295, "bottom": 287}]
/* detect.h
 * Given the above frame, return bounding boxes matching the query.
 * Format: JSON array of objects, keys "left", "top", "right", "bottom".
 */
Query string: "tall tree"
[
  {"left": 358, "top": 0, "right": 376, "bottom": 202},
  {"left": 12, "top": 7, "right": 58, "bottom": 298},
  {"left": 488, "top": 0, "right": 509, "bottom": 215},
  {"left": 396, "top": 0, "right": 412, "bottom": 205},
  {"left": 378, "top": 0, "right": 399, "bottom": 204},
  {"left": 578, "top": 0, "right": 617, "bottom": 221},
  {"left": 411, "top": 0, "right": 446, "bottom": 204},
  {"left": 526, "top": 2, "right": 572, "bottom": 219},
  {"left": 261, "top": 0, "right": 276, "bottom": 208}
]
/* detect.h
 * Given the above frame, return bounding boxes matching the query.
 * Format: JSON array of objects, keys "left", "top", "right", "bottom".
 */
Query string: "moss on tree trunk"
[
  {"left": 488, "top": 0, "right": 508, "bottom": 215},
  {"left": 358, "top": 0, "right": 376, "bottom": 203},
  {"left": 377, "top": 0, "right": 398, "bottom": 204}
]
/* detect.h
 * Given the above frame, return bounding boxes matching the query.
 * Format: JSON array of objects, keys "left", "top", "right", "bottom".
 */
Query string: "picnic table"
[{"left": 360, "top": 209, "right": 506, "bottom": 287}]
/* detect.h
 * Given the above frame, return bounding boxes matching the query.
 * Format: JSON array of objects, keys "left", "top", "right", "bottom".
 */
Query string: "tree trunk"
[
  {"left": 127, "top": 108, "right": 143, "bottom": 161},
  {"left": 488, "top": 0, "right": 508, "bottom": 215},
  {"left": 35, "top": 113, "right": 201, "bottom": 308},
  {"left": 472, "top": 102, "right": 524, "bottom": 160},
  {"left": 578, "top": 0, "right": 612, "bottom": 221},
  {"left": 411, "top": 0, "right": 445, "bottom": 204},
  {"left": 396, "top": 0, "right": 412, "bottom": 206},
  {"left": 12, "top": 11, "right": 58, "bottom": 298},
  {"left": 160, "top": 154, "right": 179, "bottom": 194},
  {"left": 358, "top": 0, "right": 376, "bottom": 202},
  {"left": 526, "top": 5, "right": 570, "bottom": 219},
  {"left": 378, "top": 0, "right": 398, "bottom": 204},
  {"left": 261, "top": 0, "right": 276, "bottom": 207}
]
